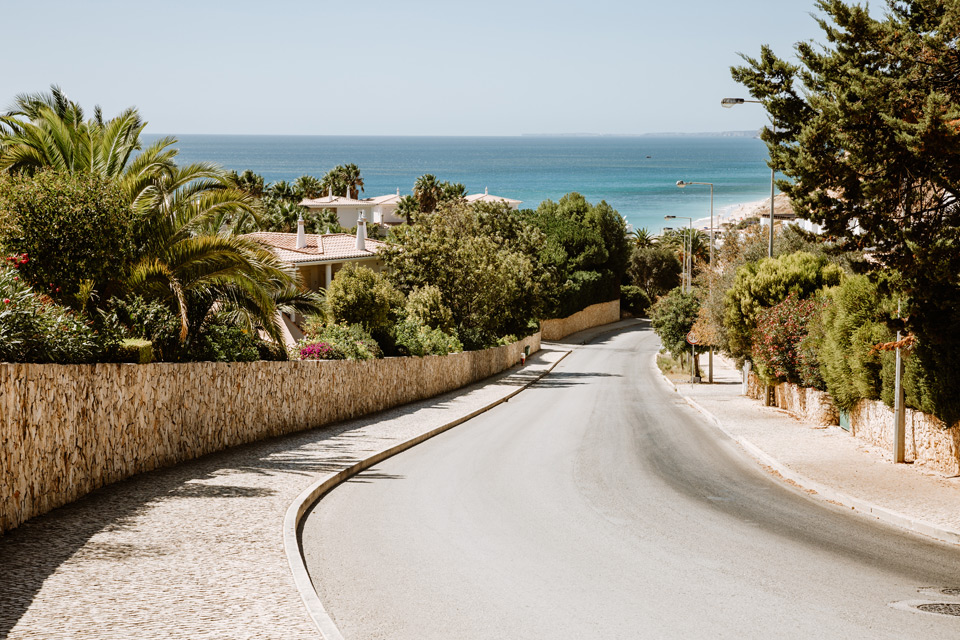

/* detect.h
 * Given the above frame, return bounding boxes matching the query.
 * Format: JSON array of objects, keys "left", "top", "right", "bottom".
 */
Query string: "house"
[
  {"left": 245, "top": 214, "right": 388, "bottom": 347},
  {"left": 300, "top": 189, "right": 404, "bottom": 228},
  {"left": 300, "top": 187, "right": 523, "bottom": 228},
  {"left": 464, "top": 187, "right": 522, "bottom": 210},
  {"left": 245, "top": 215, "right": 386, "bottom": 293}
]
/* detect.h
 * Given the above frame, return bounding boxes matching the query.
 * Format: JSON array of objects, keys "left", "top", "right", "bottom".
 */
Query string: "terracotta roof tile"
[{"left": 243, "top": 232, "right": 387, "bottom": 264}]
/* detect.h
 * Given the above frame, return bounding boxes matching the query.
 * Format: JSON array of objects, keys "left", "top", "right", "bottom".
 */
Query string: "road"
[{"left": 301, "top": 323, "right": 960, "bottom": 639}]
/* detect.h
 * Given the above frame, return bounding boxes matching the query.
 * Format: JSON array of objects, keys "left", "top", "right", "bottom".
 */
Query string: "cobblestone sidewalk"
[
  {"left": 0, "top": 347, "right": 570, "bottom": 640},
  {"left": 672, "top": 354, "right": 960, "bottom": 541}
]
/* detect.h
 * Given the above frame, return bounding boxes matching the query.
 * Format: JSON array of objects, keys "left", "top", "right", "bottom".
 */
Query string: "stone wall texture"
[
  {"left": 0, "top": 334, "right": 540, "bottom": 534},
  {"left": 540, "top": 299, "right": 620, "bottom": 341},
  {"left": 850, "top": 398, "right": 960, "bottom": 476},
  {"left": 746, "top": 373, "right": 960, "bottom": 475},
  {"left": 746, "top": 374, "right": 838, "bottom": 425}
]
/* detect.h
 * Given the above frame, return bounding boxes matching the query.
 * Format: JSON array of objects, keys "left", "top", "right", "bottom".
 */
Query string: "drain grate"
[
  {"left": 916, "top": 603, "right": 960, "bottom": 617},
  {"left": 940, "top": 588, "right": 960, "bottom": 597}
]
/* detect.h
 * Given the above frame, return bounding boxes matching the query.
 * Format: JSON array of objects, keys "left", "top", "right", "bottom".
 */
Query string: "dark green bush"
[
  {"left": 620, "top": 285, "right": 651, "bottom": 317},
  {"left": 0, "top": 263, "right": 105, "bottom": 363},
  {"left": 327, "top": 264, "right": 405, "bottom": 333},
  {"left": 0, "top": 171, "right": 131, "bottom": 309}
]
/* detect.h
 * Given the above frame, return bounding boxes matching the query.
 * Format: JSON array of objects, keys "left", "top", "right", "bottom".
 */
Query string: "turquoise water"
[{"left": 144, "top": 134, "right": 775, "bottom": 233}]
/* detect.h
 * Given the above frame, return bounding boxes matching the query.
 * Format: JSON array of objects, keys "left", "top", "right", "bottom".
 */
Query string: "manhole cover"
[
  {"left": 941, "top": 588, "right": 960, "bottom": 596},
  {"left": 916, "top": 603, "right": 960, "bottom": 617}
]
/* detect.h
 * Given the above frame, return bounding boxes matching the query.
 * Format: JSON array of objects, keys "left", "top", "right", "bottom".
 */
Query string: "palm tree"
[
  {"left": 440, "top": 181, "right": 467, "bottom": 203},
  {"left": 397, "top": 194, "right": 419, "bottom": 224},
  {"left": 320, "top": 164, "right": 365, "bottom": 199},
  {"left": 0, "top": 86, "right": 320, "bottom": 347},
  {"left": 294, "top": 174, "right": 323, "bottom": 199},
  {"left": 267, "top": 180, "right": 297, "bottom": 201},
  {"left": 631, "top": 227, "right": 654, "bottom": 248},
  {"left": 227, "top": 169, "right": 265, "bottom": 198},
  {"left": 413, "top": 174, "right": 442, "bottom": 213}
]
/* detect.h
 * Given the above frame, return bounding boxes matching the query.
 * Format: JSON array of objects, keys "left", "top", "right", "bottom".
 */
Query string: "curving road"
[{"left": 301, "top": 324, "right": 960, "bottom": 639}]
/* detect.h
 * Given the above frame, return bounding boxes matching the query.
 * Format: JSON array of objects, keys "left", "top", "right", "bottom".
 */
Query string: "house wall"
[{"left": 0, "top": 334, "right": 540, "bottom": 534}]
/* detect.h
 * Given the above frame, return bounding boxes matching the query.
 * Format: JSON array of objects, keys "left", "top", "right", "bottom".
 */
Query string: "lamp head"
[
  {"left": 721, "top": 97, "right": 745, "bottom": 109},
  {"left": 676, "top": 180, "right": 686, "bottom": 188},
  {"left": 664, "top": 215, "right": 676, "bottom": 220}
]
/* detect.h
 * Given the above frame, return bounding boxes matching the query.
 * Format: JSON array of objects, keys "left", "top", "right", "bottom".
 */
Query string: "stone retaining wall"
[
  {"left": 746, "top": 375, "right": 838, "bottom": 425},
  {"left": 0, "top": 334, "right": 540, "bottom": 534},
  {"left": 540, "top": 299, "right": 620, "bottom": 341},
  {"left": 850, "top": 399, "right": 960, "bottom": 476},
  {"left": 746, "top": 372, "right": 960, "bottom": 475}
]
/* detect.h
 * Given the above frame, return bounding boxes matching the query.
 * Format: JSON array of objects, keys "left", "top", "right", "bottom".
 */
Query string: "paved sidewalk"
[
  {"left": 670, "top": 354, "right": 960, "bottom": 543},
  {"left": 0, "top": 345, "right": 570, "bottom": 640}
]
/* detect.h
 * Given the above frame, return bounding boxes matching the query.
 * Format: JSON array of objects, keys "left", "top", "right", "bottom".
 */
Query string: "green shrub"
[
  {"left": 327, "top": 264, "right": 405, "bottom": 333},
  {"left": 620, "top": 285, "right": 651, "bottom": 317},
  {"left": 300, "top": 323, "right": 381, "bottom": 360},
  {"left": 818, "top": 275, "right": 895, "bottom": 410},
  {"left": 628, "top": 245, "right": 682, "bottom": 299},
  {"left": 405, "top": 285, "right": 454, "bottom": 332},
  {"left": 724, "top": 251, "right": 842, "bottom": 363},
  {"left": 394, "top": 317, "right": 462, "bottom": 356},
  {"left": 0, "top": 171, "right": 131, "bottom": 309},
  {"left": 650, "top": 288, "right": 703, "bottom": 356},
  {"left": 0, "top": 262, "right": 104, "bottom": 363}
]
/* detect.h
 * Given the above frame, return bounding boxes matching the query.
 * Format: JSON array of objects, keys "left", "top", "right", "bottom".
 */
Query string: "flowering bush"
[
  {"left": 751, "top": 293, "right": 826, "bottom": 388},
  {"left": 0, "top": 254, "right": 103, "bottom": 363},
  {"left": 299, "top": 341, "right": 345, "bottom": 360},
  {"left": 297, "top": 323, "right": 381, "bottom": 360}
]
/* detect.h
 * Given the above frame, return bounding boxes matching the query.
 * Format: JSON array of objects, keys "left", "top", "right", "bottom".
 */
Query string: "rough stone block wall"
[
  {"left": 850, "top": 399, "right": 960, "bottom": 476},
  {"left": 0, "top": 334, "right": 539, "bottom": 534},
  {"left": 745, "top": 373, "right": 960, "bottom": 475},
  {"left": 540, "top": 300, "right": 620, "bottom": 341}
]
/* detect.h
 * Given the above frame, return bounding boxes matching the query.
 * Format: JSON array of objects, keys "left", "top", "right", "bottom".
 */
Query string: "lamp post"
[
  {"left": 676, "top": 180, "right": 714, "bottom": 383},
  {"left": 721, "top": 97, "right": 776, "bottom": 258}
]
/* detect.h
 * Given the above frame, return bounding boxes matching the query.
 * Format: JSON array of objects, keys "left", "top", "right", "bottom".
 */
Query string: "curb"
[
  {"left": 651, "top": 354, "right": 960, "bottom": 547},
  {"left": 283, "top": 349, "right": 572, "bottom": 640}
]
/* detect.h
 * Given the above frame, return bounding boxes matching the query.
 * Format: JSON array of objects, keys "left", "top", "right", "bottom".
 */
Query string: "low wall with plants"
[
  {"left": 540, "top": 300, "right": 620, "bottom": 342},
  {"left": 0, "top": 334, "right": 540, "bottom": 534},
  {"left": 746, "top": 373, "right": 960, "bottom": 475}
]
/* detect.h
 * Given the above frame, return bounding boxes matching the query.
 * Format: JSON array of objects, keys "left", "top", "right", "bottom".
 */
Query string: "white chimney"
[
  {"left": 396, "top": 187, "right": 400, "bottom": 196},
  {"left": 328, "top": 185, "right": 333, "bottom": 199},
  {"left": 484, "top": 186, "right": 489, "bottom": 195},
  {"left": 356, "top": 210, "right": 367, "bottom": 251},
  {"left": 296, "top": 213, "right": 307, "bottom": 249}
]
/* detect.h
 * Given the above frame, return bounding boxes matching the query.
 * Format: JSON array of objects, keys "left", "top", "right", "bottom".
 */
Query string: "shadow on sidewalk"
[{"left": 0, "top": 347, "right": 566, "bottom": 635}]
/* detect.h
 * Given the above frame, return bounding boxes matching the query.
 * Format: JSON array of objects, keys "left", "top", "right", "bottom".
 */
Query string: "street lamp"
[
  {"left": 676, "top": 180, "right": 714, "bottom": 384},
  {"left": 722, "top": 97, "right": 776, "bottom": 258}
]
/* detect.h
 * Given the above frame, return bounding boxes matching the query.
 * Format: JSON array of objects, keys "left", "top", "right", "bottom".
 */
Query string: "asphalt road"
[{"left": 301, "top": 324, "right": 960, "bottom": 639}]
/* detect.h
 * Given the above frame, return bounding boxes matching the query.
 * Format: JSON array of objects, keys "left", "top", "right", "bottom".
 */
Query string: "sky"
[{"left": 1, "top": 0, "right": 835, "bottom": 136}]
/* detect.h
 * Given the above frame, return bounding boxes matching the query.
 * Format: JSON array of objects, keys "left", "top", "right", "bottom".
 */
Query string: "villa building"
[
  {"left": 245, "top": 214, "right": 387, "bottom": 347},
  {"left": 300, "top": 190, "right": 404, "bottom": 228},
  {"left": 300, "top": 187, "right": 522, "bottom": 228}
]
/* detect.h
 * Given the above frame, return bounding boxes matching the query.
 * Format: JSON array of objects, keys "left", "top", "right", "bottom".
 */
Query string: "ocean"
[{"left": 143, "top": 134, "right": 777, "bottom": 233}]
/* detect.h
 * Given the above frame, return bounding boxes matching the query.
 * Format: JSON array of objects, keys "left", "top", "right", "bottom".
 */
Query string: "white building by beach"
[
  {"left": 300, "top": 187, "right": 522, "bottom": 228},
  {"left": 300, "top": 189, "right": 404, "bottom": 228},
  {"left": 464, "top": 188, "right": 522, "bottom": 210}
]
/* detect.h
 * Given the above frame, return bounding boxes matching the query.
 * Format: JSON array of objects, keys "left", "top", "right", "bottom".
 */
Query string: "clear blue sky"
[{"left": 2, "top": 0, "right": 834, "bottom": 136}]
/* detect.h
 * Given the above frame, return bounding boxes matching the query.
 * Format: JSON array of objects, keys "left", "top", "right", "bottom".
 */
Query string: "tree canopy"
[{"left": 731, "top": 0, "right": 960, "bottom": 422}]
